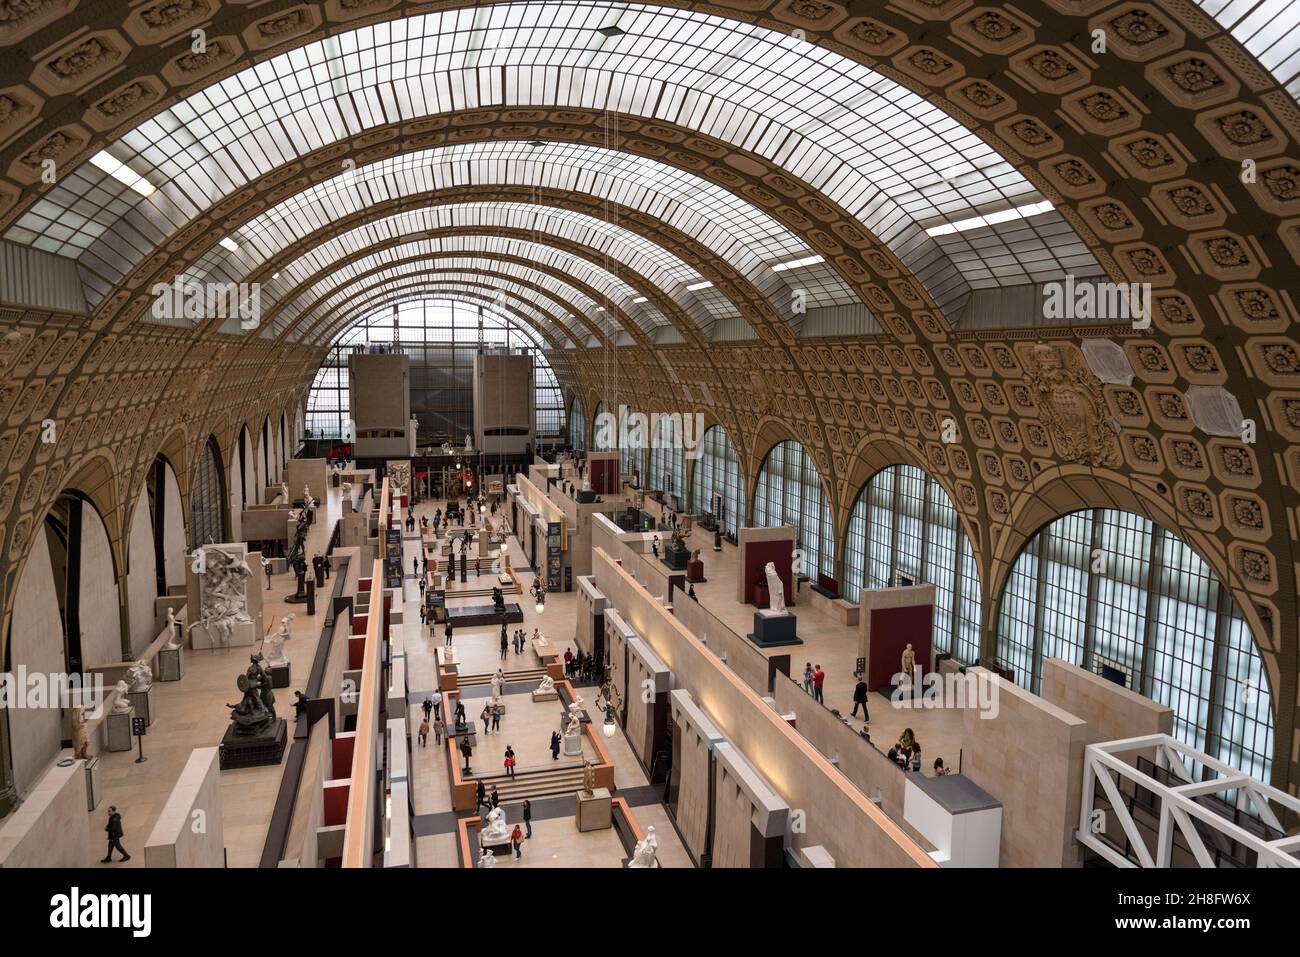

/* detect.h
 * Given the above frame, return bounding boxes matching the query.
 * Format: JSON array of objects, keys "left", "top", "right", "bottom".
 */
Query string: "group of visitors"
[
  {"left": 563, "top": 647, "right": 597, "bottom": 683},
  {"left": 802, "top": 662, "right": 826, "bottom": 703},
  {"left": 481, "top": 698, "right": 504, "bottom": 735},
  {"left": 418, "top": 693, "right": 446, "bottom": 748},
  {"left": 510, "top": 628, "right": 532, "bottom": 655}
]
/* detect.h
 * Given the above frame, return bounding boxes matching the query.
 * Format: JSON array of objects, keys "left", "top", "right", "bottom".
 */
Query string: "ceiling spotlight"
[
  {"left": 925, "top": 200, "right": 1055, "bottom": 237},
  {"left": 772, "top": 254, "right": 825, "bottom": 272},
  {"left": 686, "top": 281, "right": 714, "bottom": 292}
]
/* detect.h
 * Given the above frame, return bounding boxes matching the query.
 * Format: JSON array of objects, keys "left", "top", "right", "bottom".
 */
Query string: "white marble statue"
[
  {"left": 110, "top": 680, "right": 133, "bottom": 715},
  {"left": 536, "top": 675, "right": 555, "bottom": 695},
  {"left": 479, "top": 805, "right": 509, "bottom": 845},
  {"left": 764, "top": 561, "right": 787, "bottom": 616},
  {"left": 564, "top": 699, "right": 584, "bottom": 738},
  {"left": 491, "top": 671, "right": 504, "bottom": 702},
  {"left": 265, "top": 614, "right": 293, "bottom": 667},
  {"left": 70, "top": 705, "right": 90, "bottom": 760},
  {"left": 342, "top": 481, "right": 352, "bottom": 497},
  {"left": 464, "top": 434, "right": 474, "bottom": 454},
  {"left": 477, "top": 848, "right": 497, "bottom": 868},
  {"left": 303, "top": 486, "right": 317, "bottom": 511},
  {"left": 125, "top": 659, "right": 152, "bottom": 692},
  {"left": 199, "top": 546, "right": 253, "bottom": 646},
  {"left": 280, "top": 481, "right": 290, "bottom": 504},
  {"left": 164, "top": 607, "right": 182, "bottom": 649},
  {"left": 628, "top": 826, "right": 659, "bottom": 868}
]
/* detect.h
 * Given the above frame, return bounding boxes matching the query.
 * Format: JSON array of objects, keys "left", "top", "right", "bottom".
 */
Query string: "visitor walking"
[
  {"left": 564, "top": 647, "right": 573, "bottom": 676},
  {"left": 445, "top": 623, "right": 453, "bottom": 647},
  {"left": 500, "top": 630, "right": 508, "bottom": 660},
  {"left": 490, "top": 785, "right": 500, "bottom": 809},
  {"left": 433, "top": 717, "right": 444, "bottom": 746},
  {"left": 550, "top": 730, "right": 561, "bottom": 760},
  {"left": 418, "top": 718, "right": 429, "bottom": 748},
  {"left": 101, "top": 806, "right": 129, "bottom": 863},
  {"left": 491, "top": 703, "right": 502, "bottom": 733},
  {"left": 851, "top": 678, "right": 870, "bottom": 722},
  {"left": 802, "top": 662, "right": 814, "bottom": 695},
  {"left": 431, "top": 689, "right": 443, "bottom": 721},
  {"left": 511, "top": 824, "right": 523, "bottom": 860},
  {"left": 475, "top": 556, "right": 481, "bottom": 577},
  {"left": 476, "top": 779, "right": 490, "bottom": 813},
  {"left": 504, "top": 745, "right": 516, "bottom": 779},
  {"left": 421, "top": 696, "right": 433, "bottom": 723},
  {"left": 481, "top": 704, "right": 492, "bottom": 735},
  {"left": 813, "top": 664, "right": 826, "bottom": 704},
  {"left": 522, "top": 799, "right": 532, "bottom": 838}
]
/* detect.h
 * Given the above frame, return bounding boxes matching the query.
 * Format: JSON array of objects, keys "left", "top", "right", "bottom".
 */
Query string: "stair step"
[{"left": 459, "top": 669, "right": 547, "bottom": 686}]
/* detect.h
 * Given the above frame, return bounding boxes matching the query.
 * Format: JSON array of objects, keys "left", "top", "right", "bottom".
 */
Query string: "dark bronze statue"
[{"left": 227, "top": 653, "right": 276, "bottom": 735}]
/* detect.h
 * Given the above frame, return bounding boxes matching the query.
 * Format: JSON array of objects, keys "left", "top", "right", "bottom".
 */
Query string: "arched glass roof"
[
  {"left": 7, "top": 1, "right": 1101, "bottom": 322},
  {"left": 1195, "top": 0, "right": 1300, "bottom": 99}
]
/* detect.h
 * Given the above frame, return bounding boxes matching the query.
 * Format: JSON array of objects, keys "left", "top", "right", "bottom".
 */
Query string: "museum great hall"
[{"left": 0, "top": 0, "right": 1297, "bottom": 877}]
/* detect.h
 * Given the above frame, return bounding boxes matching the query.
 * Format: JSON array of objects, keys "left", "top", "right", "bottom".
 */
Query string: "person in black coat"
[
  {"left": 102, "top": 806, "right": 129, "bottom": 863},
  {"left": 549, "top": 730, "right": 561, "bottom": 760},
  {"left": 522, "top": 799, "right": 533, "bottom": 839},
  {"left": 851, "top": 678, "right": 871, "bottom": 722},
  {"left": 476, "top": 779, "right": 490, "bottom": 813}
]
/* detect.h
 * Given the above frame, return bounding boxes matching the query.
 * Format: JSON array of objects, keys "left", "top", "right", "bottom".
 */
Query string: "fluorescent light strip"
[
  {"left": 771, "top": 254, "right": 825, "bottom": 272},
  {"left": 219, "top": 237, "right": 240, "bottom": 253},
  {"left": 926, "top": 200, "right": 1055, "bottom": 237},
  {"left": 88, "top": 150, "right": 155, "bottom": 197},
  {"left": 686, "top": 281, "right": 714, "bottom": 291},
  {"left": 632, "top": 296, "right": 648, "bottom": 303}
]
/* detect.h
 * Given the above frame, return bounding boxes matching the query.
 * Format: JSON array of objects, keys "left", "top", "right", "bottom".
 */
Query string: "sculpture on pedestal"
[
  {"left": 479, "top": 805, "right": 509, "bottom": 845},
  {"left": 285, "top": 509, "right": 310, "bottom": 602},
  {"left": 477, "top": 848, "right": 497, "bottom": 868},
  {"left": 901, "top": 643, "right": 916, "bottom": 681},
  {"left": 110, "top": 680, "right": 133, "bottom": 714},
  {"left": 564, "top": 698, "right": 584, "bottom": 738},
  {"left": 628, "top": 826, "right": 659, "bottom": 868},
  {"left": 265, "top": 614, "right": 294, "bottom": 666},
  {"left": 582, "top": 758, "right": 596, "bottom": 796},
  {"left": 280, "top": 481, "right": 290, "bottom": 504},
  {"left": 764, "top": 561, "right": 788, "bottom": 616},
  {"left": 226, "top": 653, "right": 277, "bottom": 736},
  {"left": 164, "top": 607, "right": 182, "bottom": 650},
  {"left": 536, "top": 675, "right": 555, "bottom": 695},
  {"left": 491, "top": 670, "right": 504, "bottom": 702},
  {"left": 199, "top": 547, "right": 253, "bottom": 645},
  {"left": 125, "top": 659, "right": 152, "bottom": 692}
]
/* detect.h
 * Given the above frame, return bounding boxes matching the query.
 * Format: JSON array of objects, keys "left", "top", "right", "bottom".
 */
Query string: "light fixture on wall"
[{"left": 596, "top": 679, "right": 622, "bottom": 739}]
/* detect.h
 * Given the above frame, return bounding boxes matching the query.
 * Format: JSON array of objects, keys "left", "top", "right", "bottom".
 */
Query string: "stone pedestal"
[
  {"left": 157, "top": 646, "right": 184, "bottom": 682},
  {"left": 661, "top": 545, "right": 690, "bottom": 571},
  {"left": 127, "top": 685, "right": 156, "bottom": 727},
  {"left": 687, "top": 558, "right": 706, "bottom": 582},
  {"left": 576, "top": 787, "right": 612, "bottom": 831},
  {"left": 105, "top": 711, "right": 134, "bottom": 752},
  {"left": 748, "top": 610, "right": 801, "bottom": 647},
  {"left": 269, "top": 662, "right": 291, "bottom": 689},
  {"left": 190, "top": 619, "right": 256, "bottom": 650},
  {"left": 563, "top": 731, "right": 583, "bottom": 755},
  {"left": 531, "top": 689, "right": 559, "bottom": 702},
  {"left": 218, "top": 718, "right": 288, "bottom": 770}
]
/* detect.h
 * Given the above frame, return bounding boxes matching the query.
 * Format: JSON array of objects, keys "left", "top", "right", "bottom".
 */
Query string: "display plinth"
[
  {"left": 686, "top": 559, "right": 706, "bottom": 583},
  {"left": 747, "top": 610, "right": 802, "bottom": 647},
  {"left": 269, "top": 662, "right": 291, "bottom": 689},
  {"left": 479, "top": 837, "right": 513, "bottom": 857},
  {"left": 84, "top": 756, "right": 101, "bottom": 810},
  {"left": 218, "top": 718, "right": 288, "bottom": 770},
  {"left": 157, "top": 646, "right": 184, "bottom": 682},
  {"left": 563, "top": 731, "right": 583, "bottom": 755},
  {"left": 127, "top": 685, "right": 155, "bottom": 727},
  {"left": 661, "top": 545, "right": 690, "bottom": 571},
  {"left": 531, "top": 689, "right": 559, "bottom": 702},
  {"left": 105, "top": 711, "right": 134, "bottom": 752},
  {"left": 191, "top": 619, "right": 256, "bottom": 650},
  {"left": 576, "top": 787, "right": 612, "bottom": 831}
]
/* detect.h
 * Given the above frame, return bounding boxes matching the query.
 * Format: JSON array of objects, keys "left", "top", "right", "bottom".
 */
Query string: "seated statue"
[
  {"left": 110, "top": 679, "right": 133, "bottom": 715},
  {"left": 477, "top": 848, "right": 497, "bottom": 869},
  {"left": 535, "top": 675, "right": 556, "bottom": 695},
  {"left": 125, "top": 659, "right": 152, "bottom": 692},
  {"left": 628, "top": 826, "right": 659, "bottom": 868},
  {"left": 479, "top": 805, "right": 509, "bottom": 845}
]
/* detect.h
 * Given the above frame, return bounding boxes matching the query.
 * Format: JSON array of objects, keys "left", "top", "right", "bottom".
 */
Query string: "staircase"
[
  {"left": 458, "top": 667, "right": 548, "bottom": 688},
  {"left": 474, "top": 763, "right": 589, "bottom": 802}
]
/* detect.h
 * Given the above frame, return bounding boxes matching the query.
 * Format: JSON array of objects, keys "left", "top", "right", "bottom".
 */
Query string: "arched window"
[
  {"left": 648, "top": 414, "right": 685, "bottom": 502},
  {"left": 691, "top": 425, "right": 743, "bottom": 535},
  {"left": 568, "top": 395, "right": 586, "bottom": 452},
  {"left": 620, "top": 408, "right": 643, "bottom": 478},
  {"left": 592, "top": 402, "right": 614, "bottom": 451},
  {"left": 996, "top": 509, "right": 1274, "bottom": 782},
  {"left": 190, "top": 438, "right": 226, "bottom": 546},
  {"left": 753, "top": 440, "right": 832, "bottom": 582},
  {"left": 844, "top": 465, "right": 982, "bottom": 663}
]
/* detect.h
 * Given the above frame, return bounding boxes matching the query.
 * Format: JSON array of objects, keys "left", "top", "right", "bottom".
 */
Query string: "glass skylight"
[
  {"left": 1194, "top": 0, "right": 1300, "bottom": 99},
  {"left": 4, "top": 2, "right": 1102, "bottom": 324}
]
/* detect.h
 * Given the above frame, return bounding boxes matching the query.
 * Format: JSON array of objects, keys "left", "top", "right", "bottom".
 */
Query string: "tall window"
[
  {"left": 691, "top": 425, "right": 743, "bottom": 534},
  {"left": 843, "top": 465, "right": 982, "bottom": 663},
  {"left": 591, "top": 402, "right": 613, "bottom": 451},
  {"left": 753, "top": 440, "right": 832, "bottom": 582},
  {"left": 620, "top": 407, "right": 643, "bottom": 478},
  {"left": 306, "top": 299, "right": 563, "bottom": 441},
  {"left": 190, "top": 438, "right": 225, "bottom": 546},
  {"left": 995, "top": 509, "right": 1274, "bottom": 782},
  {"left": 648, "top": 415, "right": 685, "bottom": 499},
  {"left": 568, "top": 394, "right": 586, "bottom": 451}
]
